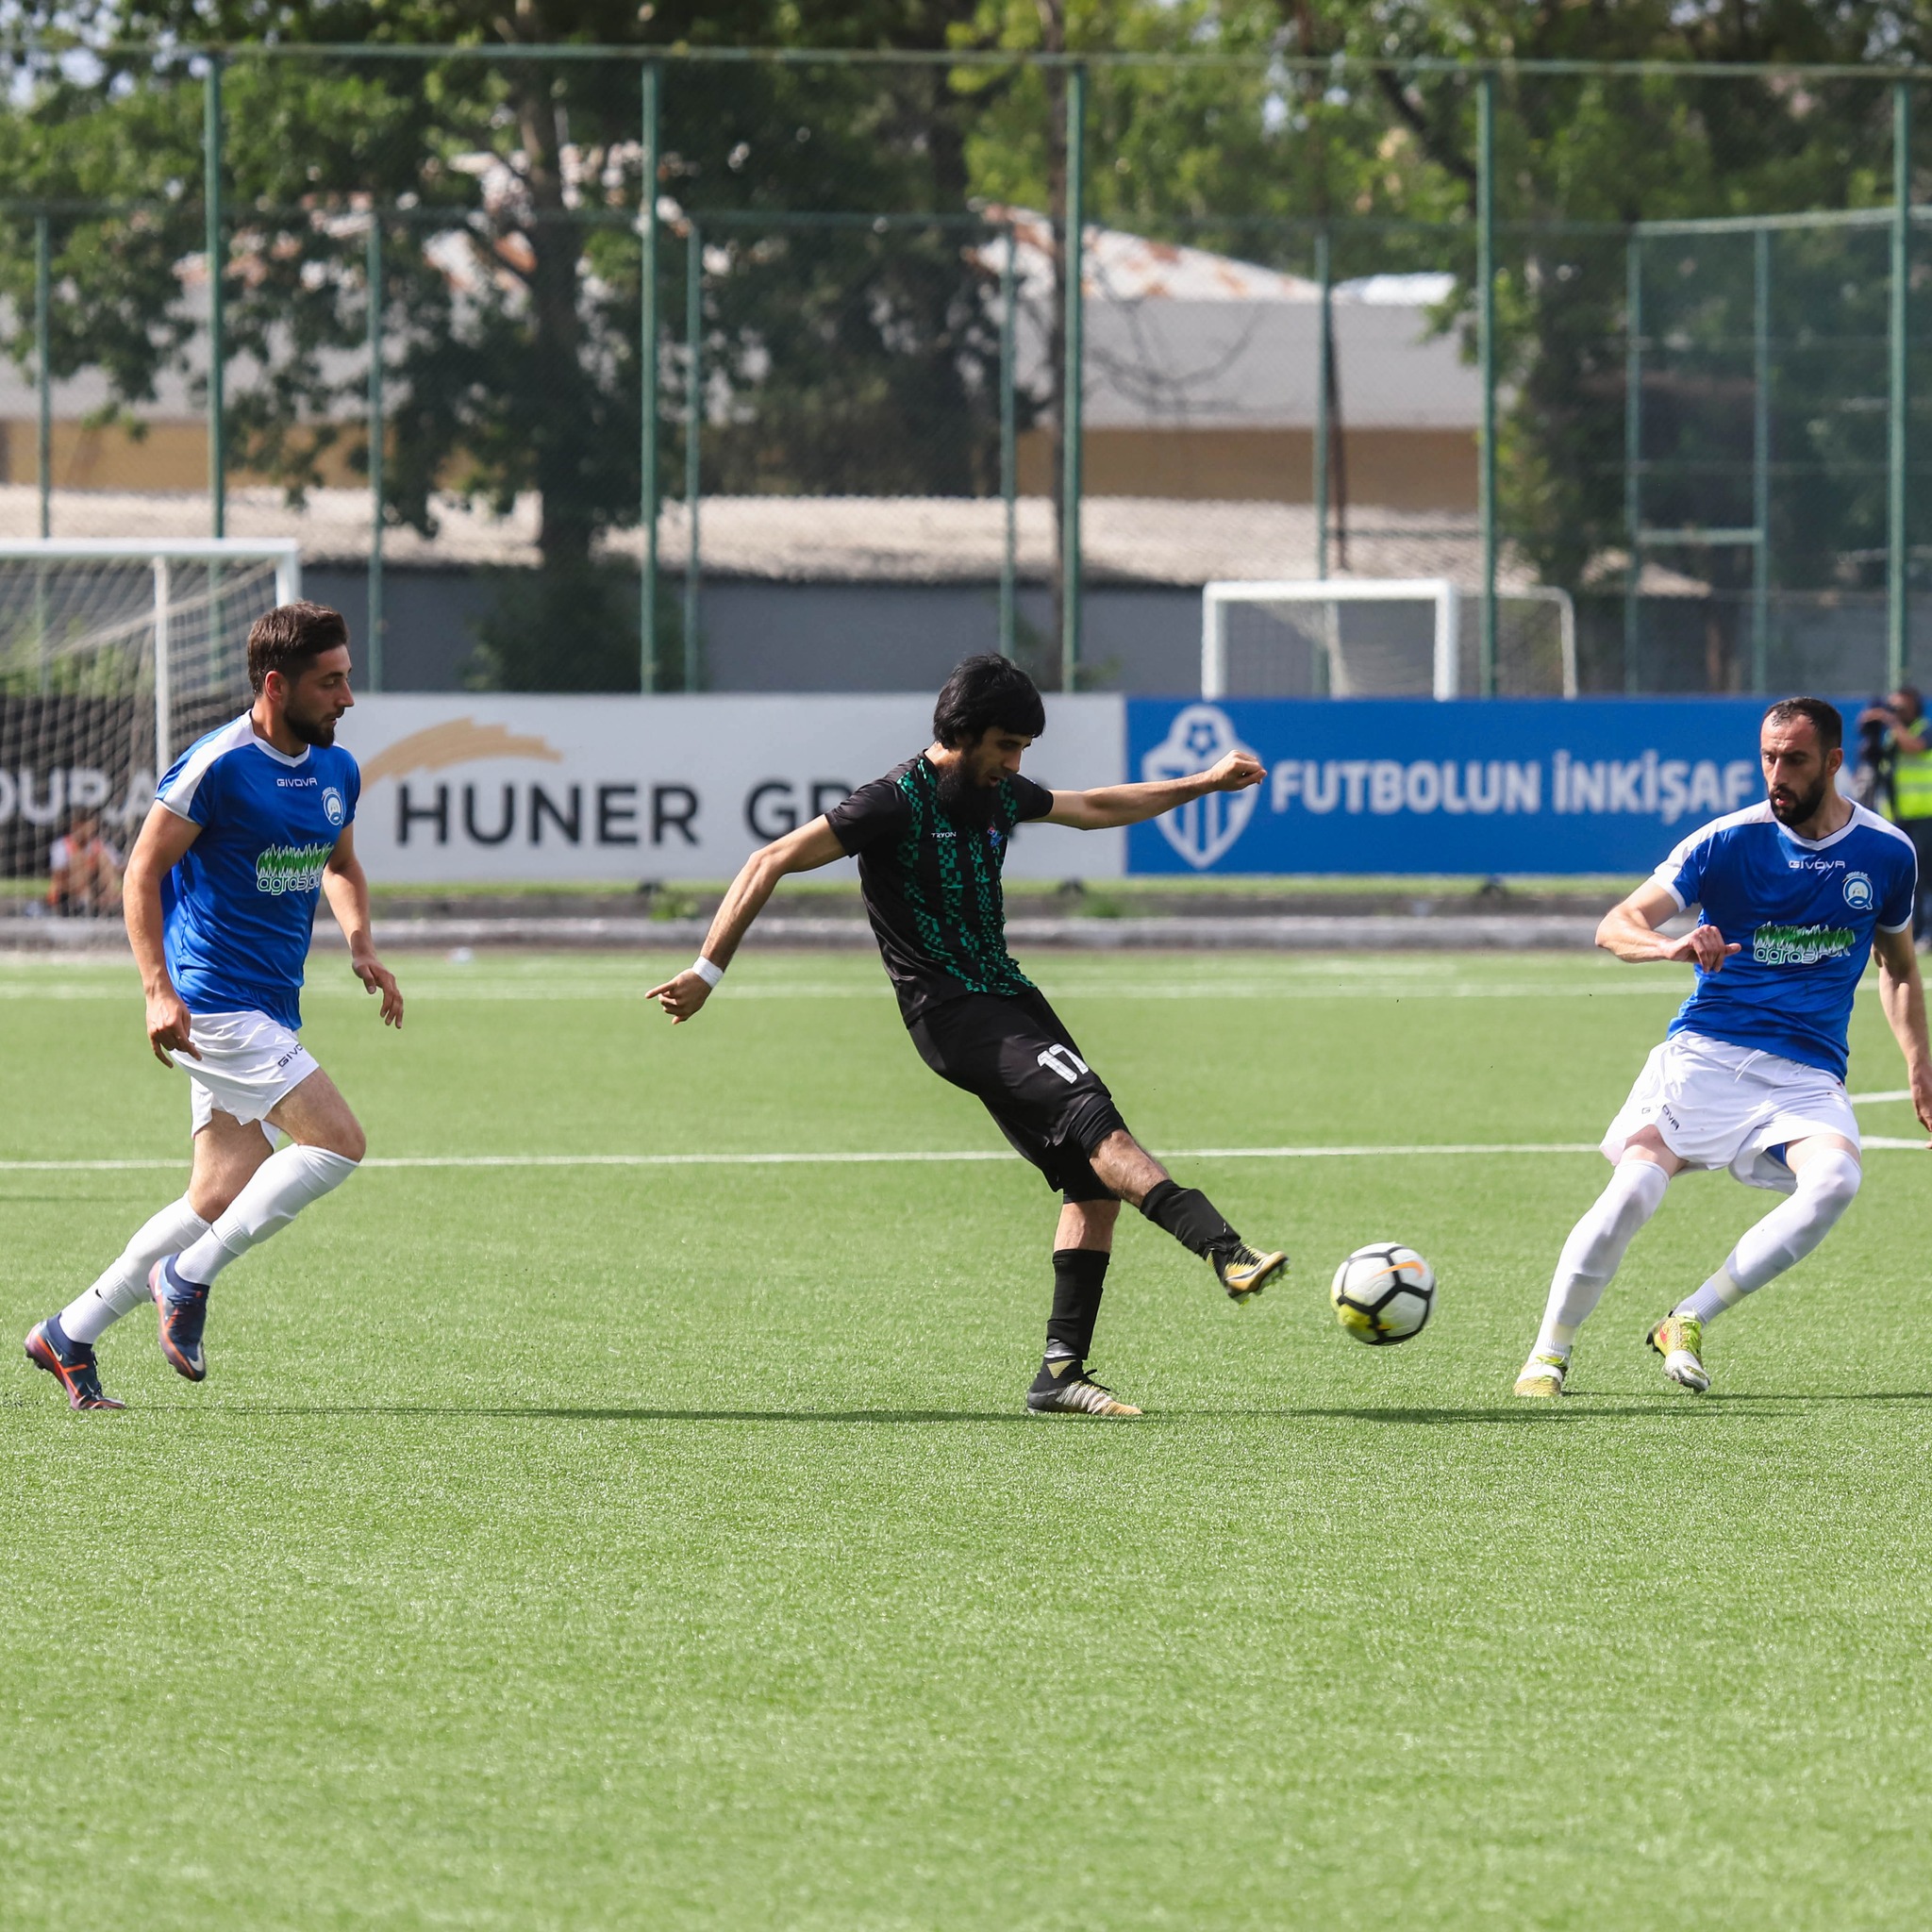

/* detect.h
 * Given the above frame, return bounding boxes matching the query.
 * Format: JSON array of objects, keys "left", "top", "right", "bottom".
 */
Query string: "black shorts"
[{"left": 907, "top": 989, "right": 1127, "bottom": 1201}]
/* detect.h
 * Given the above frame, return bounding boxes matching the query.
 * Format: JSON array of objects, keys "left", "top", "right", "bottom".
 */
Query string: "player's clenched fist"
[
  {"left": 1203, "top": 750, "right": 1265, "bottom": 792},
  {"left": 648, "top": 971, "right": 712, "bottom": 1024},
  {"left": 1672, "top": 922, "right": 1743, "bottom": 974},
  {"left": 145, "top": 985, "right": 199, "bottom": 1066}
]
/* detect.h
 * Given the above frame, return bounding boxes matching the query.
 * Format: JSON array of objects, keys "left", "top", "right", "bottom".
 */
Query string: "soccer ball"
[{"left": 1329, "top": 1243, "right": 1436, "bottom": 1345}]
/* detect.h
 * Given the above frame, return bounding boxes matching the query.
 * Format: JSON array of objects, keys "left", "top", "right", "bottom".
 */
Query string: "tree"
[{"left": 0, "top": 0, "right": 1026, "bottom": 686}]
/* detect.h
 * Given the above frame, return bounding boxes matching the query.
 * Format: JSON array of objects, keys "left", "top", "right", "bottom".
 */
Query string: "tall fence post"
[
  {"left": 34, "top": 212, "right": 51, "bottom": 542},
  {"left": 684, "top": 217, "right": 702, "bottom": 693},
  {"left": 1060, "top": 62, "right": 1087, "bottom": 694},
  {"left": 365, "top": 210, "right": 385, "bottom": 692},
  {"left": 999, "top": 220, "right": 1018, "bottom": 657},
  {"left": 1624, "top": 228, "right": 1642, "bottom": 694},
  {"left": 1890, "top": 79, "right": 1912, "bottom": 691},
  {"left": 1752, "top": 224, "right": 1771, "bottom": 695},
  {"left": 204, "top": 54, "right": 225, "bottom": 540},
  {"left": 1313, "top": 225, "right": 1331, "bottom": 581},
  {"left": 1476, "top": 68, "right": 1497, "bottom": 696},
  {"left": 640, "top": 59, "right": 660, "bottom": 694}
]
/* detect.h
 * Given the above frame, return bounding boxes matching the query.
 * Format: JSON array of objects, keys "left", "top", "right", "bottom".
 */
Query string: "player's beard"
[
  {"left": 1768, "top": 774, "right": 1827, "bottom": 825},
  {"left": 284, "top": 699, "right": 341, "bottom": 748},
  {"left": 936, "top": 758, "right": 999, "bottom": 831}
]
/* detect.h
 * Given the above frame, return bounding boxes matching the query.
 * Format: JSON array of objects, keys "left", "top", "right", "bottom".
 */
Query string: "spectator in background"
[
  {"left": 1858, "top": 687, "right": 1932, "bottom": 944},
  {"left": 48, "top": 809, "right": 124, "bottom": 917}
]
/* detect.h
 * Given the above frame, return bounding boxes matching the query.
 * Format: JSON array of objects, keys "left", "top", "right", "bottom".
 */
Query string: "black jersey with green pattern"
[{"left": 824, "top": 754, "right": 1057, "bottom": 1024}]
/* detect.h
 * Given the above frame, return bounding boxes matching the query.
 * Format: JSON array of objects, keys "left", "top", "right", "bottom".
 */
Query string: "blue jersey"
[
  {"left": 157, "top": 714, "right": 360, "bottom": 1030},
  {"left": 1652, "top": 800, "right": 1916, "bottom": 1078}
]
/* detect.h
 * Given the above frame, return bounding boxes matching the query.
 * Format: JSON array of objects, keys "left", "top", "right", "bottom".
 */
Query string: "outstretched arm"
[
  {"left": 323, "top": 824, "right": 403, "bottom": 1028},
  {"left": 1596, "top": 879, "right": 1740, "bottom": 972},
  {"left": 1044, "top": 749, "right": 1265, "bottom": 830},
  {"left": 125, "top": 802, "right": 204, "bottom": 1066},
  {"left": 648, "top": 817, "right": 849, "bottom": 1023},
  {"left": 1872, "top": 924, "right": 1932, "bottom": 1141}
]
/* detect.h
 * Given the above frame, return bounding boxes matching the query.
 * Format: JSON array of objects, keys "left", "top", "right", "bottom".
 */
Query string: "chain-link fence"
[{"left": 3, "top": 43, "right": 1932, "bottom": 696}]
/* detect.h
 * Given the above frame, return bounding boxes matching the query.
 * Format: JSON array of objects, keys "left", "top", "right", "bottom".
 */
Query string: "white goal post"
[
  {"left": 1201, "top": 577, "right": 1578, "bottom": 700},
  {"left": 0, "top": 539, "right": 301, "bottom": 771}
]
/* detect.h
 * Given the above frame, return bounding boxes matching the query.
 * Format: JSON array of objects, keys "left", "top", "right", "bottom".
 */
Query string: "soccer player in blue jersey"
[
  {"left": 1515, "top": 696, "right": 1932, "bottom": 1399},
  {"left": 23, "top": 603, "right": 401, "bottom": 1410}
]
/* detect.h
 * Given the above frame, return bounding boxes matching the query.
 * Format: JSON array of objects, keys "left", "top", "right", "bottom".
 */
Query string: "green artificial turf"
[{"left": 2, "top": 948, "right": 1929, "bottom": 1930}]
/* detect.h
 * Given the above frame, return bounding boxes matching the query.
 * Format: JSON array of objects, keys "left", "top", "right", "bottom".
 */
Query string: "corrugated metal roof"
[{"left": 0, "top": 484, "right": 1638, "bottom": 591}]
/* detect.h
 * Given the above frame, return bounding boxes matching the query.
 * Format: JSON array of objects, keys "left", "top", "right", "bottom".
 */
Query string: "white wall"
[{"left": 341, "top": 693, "right": 1126, "bottom": 884}]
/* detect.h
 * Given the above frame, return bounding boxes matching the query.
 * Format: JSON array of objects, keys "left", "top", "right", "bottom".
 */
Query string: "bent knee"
[
  {"left": 1800, "top": 1146, "right": 1862, "bottom": 1207},
  {"left": 331, "top": 1120, "right": 368, "bottom": 1164}
]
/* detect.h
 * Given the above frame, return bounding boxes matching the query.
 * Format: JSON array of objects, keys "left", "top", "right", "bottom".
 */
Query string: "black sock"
[
  {"left": 1044, "top": 1247, "right": 1110, "bottom": 1365},
  {"left": 1139, "top": 1179, "right": 1239, "bottom": 1260}
]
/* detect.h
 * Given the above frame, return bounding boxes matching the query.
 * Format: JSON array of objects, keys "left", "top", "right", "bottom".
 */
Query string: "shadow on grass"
[
  {"left": 119, "top": 1392, "right": 1932, "bottom": 1425},
  {"left": 225, "top": 1405, "right": 1038, "bottom": 1424},
  {"left": 207, "top": 1400, "right": 1728, "bottom": 1425}
]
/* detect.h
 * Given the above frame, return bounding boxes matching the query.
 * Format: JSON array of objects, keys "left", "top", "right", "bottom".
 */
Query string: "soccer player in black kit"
[{"left": 648, "top": 656, "right": 1286, "bottom": 1417}]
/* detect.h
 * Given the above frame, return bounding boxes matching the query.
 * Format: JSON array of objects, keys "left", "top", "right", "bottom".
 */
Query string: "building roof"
[{"left": 0, "top": 483, "right": 1663, "bottom": 592}]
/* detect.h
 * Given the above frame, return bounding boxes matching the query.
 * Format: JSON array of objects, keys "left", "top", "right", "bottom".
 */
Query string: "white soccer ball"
[{"left": 1329, "top": 1242, "right": 1436, "bottom": 1346}]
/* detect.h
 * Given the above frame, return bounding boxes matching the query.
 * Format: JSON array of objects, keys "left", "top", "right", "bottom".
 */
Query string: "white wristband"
[{"left": 691, "top": 956, "right": 724, "bottom": 989}]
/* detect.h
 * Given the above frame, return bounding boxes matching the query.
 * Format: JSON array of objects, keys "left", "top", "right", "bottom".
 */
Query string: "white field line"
[
  {"left": 8, "top": 1138, "right": 1932, "bottom": 1174},
  {"left": 0, "top": 979, "right": 1686, "bottom": 1003}
]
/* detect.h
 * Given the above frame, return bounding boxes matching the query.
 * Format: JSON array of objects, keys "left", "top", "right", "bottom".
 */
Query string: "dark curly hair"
[
  {"left": 246, "top": 601, "right": 350, "bottom": 695},
  {"left": 932, "top": 655, "right": 1046, "bottom": 748}
]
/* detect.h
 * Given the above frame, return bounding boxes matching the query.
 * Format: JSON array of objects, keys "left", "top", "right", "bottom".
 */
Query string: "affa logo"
[
  {"left": 1143, "top": 705, "right": 1256, "bottom": 870},
  {"left": 322, "top": 787, "right": 346, "bottom": 827},
  {"left": 1842, "top": 870, "right": 1874, "bottom": 911}
]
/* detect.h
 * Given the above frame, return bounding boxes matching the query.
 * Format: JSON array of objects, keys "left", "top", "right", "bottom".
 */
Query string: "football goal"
[
  {"left": 0, "top": 540, "right": 300, "bottom": 879},
  {"left": 1201, "top": 578, "right": 1577, "bottom": 700}
]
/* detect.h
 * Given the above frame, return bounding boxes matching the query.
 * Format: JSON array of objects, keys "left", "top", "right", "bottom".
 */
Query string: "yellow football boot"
[
  {"left": 1512, "top": 1351, "right": 1569, "bottom": 1399},
  {"left": 1646, "top": 1312, "right": 1709, "bottom": 1393},
  {"left": 1213, "top": 1241, "right": 1288, "bottom": 1306}
]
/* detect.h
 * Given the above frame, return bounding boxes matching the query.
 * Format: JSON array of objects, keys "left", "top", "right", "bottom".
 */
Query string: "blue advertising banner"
[{"left": 1125, "top": 698, "right": 1783, "bottom": 875}]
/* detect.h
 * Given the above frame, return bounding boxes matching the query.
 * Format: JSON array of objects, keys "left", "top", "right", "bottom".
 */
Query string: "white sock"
[
  {"left": 1533, "top": 1160, "right": 1671, "bottom": 1357},
  {"left": 61, "top": 1195, "right": 212, "bottom": 1344},
  {"left": 175, "top": 1147, "right": 359, "bottom": 1287},
  {"left": 1674, "top": 1148, "right": 1862, "bottom": 1326}
]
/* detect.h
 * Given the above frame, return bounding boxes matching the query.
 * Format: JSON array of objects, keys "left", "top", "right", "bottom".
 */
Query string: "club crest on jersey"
[
  {"left": 323, "top": 786, "right": 346, "bottom": 827},
  {"left": 255, "top": 842, "right": 332, "bottom": 896},
  {"left": 1842, "top": 870, "right": 1874, "bottom": 911},
  {"left": 1143, "top": 704, "right": 1257, "bottom": 869}
]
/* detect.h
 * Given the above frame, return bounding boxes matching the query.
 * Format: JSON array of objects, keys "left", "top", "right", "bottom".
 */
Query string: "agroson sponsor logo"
[
  {"left": 256, "top": 841, "right": 333, "bottom": 896},
  {"left": 361, "top": 716, "right": 854, "bottom": 851},
  {"left": 1753, "top": 922, "right": 1856, "bottom": 966}
]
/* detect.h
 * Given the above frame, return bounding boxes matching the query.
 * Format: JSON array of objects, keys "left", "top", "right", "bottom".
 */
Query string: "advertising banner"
[
  {"left": 1125, "top": 697, "right": 1783, "bottom": 875},
  {"left": 341, "top": 693, "right": 1126, "bottom": 883}
]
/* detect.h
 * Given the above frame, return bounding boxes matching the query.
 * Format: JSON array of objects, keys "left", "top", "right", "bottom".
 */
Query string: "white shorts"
[
  {"left": 172, "top": 1008, "right": 319, "bottom": 1137},
  {"left": 1603, "top": 1029, "right": 1860, "bottom": 1194}
]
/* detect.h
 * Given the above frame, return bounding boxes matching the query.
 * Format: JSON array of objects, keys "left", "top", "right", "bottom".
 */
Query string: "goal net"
[
  {"left": 0, "top": 541, "right": 300, "bottom": 887},
  {"left": 1202, "top": 578, "right": 1577, "bottom": 700}
]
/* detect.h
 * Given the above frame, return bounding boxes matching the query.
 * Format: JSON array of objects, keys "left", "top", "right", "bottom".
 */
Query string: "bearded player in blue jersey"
[
  {"left": 24, "top": 602, "right": 402, "bottom": 1411},
  {"left": 1515, "top": 696, "right": 1932, "bottom": 1399}
]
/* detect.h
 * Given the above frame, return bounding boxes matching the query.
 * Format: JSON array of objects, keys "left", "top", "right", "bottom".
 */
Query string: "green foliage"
[
  {"left": 8, "top": 0, "right": 1932, "bottom": 637},
  {"left": 463, "top": 562, "right": 644, "bottom": 693}
]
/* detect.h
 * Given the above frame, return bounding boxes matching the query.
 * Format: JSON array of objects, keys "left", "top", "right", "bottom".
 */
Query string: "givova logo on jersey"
[{"left": 255, "top": 842, "right": 333, "bottom": 896}]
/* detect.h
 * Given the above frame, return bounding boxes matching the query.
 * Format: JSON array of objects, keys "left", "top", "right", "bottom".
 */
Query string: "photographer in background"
[
  {"left": 47, "top": 808, "right": 124, "bottom": 918},
  {"left": 1858, "top": 687, "right": 1932, "bottom": 942}
]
